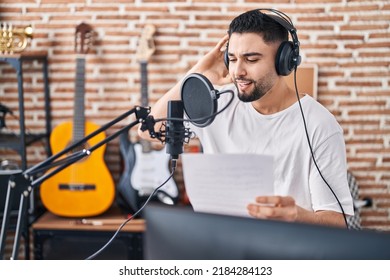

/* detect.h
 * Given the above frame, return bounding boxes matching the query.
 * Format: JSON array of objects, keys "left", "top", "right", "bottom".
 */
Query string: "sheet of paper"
[{"left": 182, "top": 153, "right": 274, "bottom": 218}]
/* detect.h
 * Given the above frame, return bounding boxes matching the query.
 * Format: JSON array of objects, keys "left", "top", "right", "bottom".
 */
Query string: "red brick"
[{"left": 0, "top": 0, "right": 389, "bottom": 232}]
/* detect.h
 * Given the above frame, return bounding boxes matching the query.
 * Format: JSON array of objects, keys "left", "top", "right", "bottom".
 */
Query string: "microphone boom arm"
[{"left": 0, "top": 106, "right": 151, "bottom": 260}]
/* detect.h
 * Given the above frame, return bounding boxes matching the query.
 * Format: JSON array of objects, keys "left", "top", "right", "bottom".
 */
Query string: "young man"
[{"left": 139, "top": 9, "right": 354, "bottom": 227}]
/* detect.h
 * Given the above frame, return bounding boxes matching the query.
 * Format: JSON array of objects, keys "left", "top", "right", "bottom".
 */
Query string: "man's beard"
[{"left": 234, "top": 74, "right": 275, "bottom": 102}]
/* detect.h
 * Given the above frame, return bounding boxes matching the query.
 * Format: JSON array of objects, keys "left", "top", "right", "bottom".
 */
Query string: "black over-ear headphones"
[{"left": 224, "top": 9, "right": 301, "bottom": 76}]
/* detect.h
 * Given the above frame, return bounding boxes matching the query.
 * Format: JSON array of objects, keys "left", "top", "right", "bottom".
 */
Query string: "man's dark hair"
[{"left": 228, "top": 10, "right": 288, "bottom": 44}]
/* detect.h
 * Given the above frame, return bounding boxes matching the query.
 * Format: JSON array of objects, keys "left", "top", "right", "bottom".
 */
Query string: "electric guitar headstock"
[
  {"left": 75, "top": 22, "right": 93, "bottom": 55},
  {"left": 136, "top": 24, "right": 156, "bottom": 63}
]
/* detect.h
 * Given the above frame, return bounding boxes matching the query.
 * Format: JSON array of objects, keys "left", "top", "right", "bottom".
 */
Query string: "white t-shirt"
[{"left": 188, "top": 84, "right": 354, "bottom": 215}]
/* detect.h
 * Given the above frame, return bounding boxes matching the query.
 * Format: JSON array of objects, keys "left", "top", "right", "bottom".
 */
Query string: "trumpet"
[{"left": 0, "top": 23, "right": 33, "bottom": 54}]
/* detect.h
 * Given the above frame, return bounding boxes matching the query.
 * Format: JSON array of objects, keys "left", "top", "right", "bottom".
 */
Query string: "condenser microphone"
[
  {"left": 180, "top": 73, "right": 231, "bottom": 127},
  {"left": 165, "top": 100, "right": 185, "bottom": 160}
]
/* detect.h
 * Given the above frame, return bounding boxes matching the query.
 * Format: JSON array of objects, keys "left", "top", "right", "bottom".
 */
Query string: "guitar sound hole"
[
  {"left": 59, "top": 184, "right": 96, "bottom": 191},
  {"left": 67, "top": 142, "right": 90, "bottom": 154}
]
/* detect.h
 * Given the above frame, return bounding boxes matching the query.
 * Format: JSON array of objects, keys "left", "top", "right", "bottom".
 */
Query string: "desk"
[{"left": 32, "top": 209, "right": 145, "bottom": 260}]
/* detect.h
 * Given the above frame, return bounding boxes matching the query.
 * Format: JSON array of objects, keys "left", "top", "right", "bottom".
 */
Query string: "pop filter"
[{"left": 180, "top": 73, "right": 218, "bottom": 127}]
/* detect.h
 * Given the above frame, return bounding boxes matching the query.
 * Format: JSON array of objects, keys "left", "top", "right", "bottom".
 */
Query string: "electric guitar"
[
  {"left": 40, "top": 23, "right": 115, "bottom": 217},
  {"left": 118, "top": 24, "right": 179, "bottom": 212}
]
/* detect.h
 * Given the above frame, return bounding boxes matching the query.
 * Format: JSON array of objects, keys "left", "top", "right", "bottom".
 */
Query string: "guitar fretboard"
[
  {"left": 140, "top": 61, "right": 148, "bottom": 107},
  {"left": 140, "top": 60, "right": 152, "bottom": 153},
  {"left": 73, "top": 57, "right": 86, "bottom": 142}
]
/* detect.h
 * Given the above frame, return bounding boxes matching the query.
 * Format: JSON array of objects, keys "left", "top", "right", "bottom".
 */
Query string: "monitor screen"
[{"left": 143, "top": 204, "right": 390, "bottom": 260}]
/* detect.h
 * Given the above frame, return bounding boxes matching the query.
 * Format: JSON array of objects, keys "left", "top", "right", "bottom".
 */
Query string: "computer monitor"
[{"left": 143, "top": 204, "right": 390, "bottom": 260}]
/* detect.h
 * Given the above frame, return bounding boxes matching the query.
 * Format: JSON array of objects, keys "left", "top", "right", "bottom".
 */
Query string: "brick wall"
[{"left": 0, "top": 0, "right": 389, "bottom": 230}]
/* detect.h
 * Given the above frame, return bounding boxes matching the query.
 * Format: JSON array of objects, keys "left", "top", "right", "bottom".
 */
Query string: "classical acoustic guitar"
[
  {"left": 118, "top": 24, "right": 179, "bottom": 212},
  {"left": 40, "top": 23, "right": 115, "bottom": 217}
]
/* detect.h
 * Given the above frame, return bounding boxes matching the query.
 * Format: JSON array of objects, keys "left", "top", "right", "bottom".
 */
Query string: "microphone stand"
[{"left": 0, "top": 106, "right": 151, "bottom": 260}]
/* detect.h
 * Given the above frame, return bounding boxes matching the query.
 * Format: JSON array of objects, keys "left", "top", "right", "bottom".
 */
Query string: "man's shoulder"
[
  {"left": 301, "top": 95, "right": 343, "bottom": 137},
  {"left": 302, "top": 95, "right": 336, "bottom": 119}
]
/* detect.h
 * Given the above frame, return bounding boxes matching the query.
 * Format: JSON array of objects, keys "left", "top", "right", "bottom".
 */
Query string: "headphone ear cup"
[
  {"left": 275, "top": 41, "right": 294, "bottom": 76},
  {"left": 224, "top": 48, "right": 229, "bottom": 69}
]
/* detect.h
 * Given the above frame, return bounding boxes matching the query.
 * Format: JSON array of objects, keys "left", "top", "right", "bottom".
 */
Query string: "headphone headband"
[
  {"left": 224, "top": 8, "right": 301, "bottom": 76},
  {"left": 255, "top": 9, "right": 300, "bottom": 53}
]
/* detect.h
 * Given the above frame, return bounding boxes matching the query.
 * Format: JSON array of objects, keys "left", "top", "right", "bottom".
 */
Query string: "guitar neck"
[
  {"left": 139, "top": 60, "right": 152, "bottom": 152},
  {"left": 140, "top": 61, "right": 148, "bottom": 107},
  {"left": 73, "top": 57, "right": 86, "bottom": 142}
]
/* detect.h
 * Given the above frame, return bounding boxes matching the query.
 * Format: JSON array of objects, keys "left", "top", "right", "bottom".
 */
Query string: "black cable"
[
  {"left": 85, "top": 92, "right": 235, "bottom": 260},
  {"left": 141, "top": 90, "right": 235, "bottom": 143},
  {"left": 292, "top": 67, "right": 349, "bottom": 229},
  {"left": 155, "top": 89, "right": 235, "bottom": 125},
  {"left": 85, "top": 166, "right": 176, "bottom": 260},
  {"left": 84, "top": 65, "right": 351, "bottom": 259}
]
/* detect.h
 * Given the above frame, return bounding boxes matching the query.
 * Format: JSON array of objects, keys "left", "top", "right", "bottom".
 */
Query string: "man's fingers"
[
  {"left": 216, "top": 34, "right": 229, "bottom": 51},
  {"left": 255, "top": 196, "right": 295, "bottom": 207},
  {"left": 248, "top": 196, "right": 298, "bottom": 221},
  {"left": 247, "top": 204, "right": 286, "bottom": 219}
]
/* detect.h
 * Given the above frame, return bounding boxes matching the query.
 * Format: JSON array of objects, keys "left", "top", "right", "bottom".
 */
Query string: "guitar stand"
[{"left": 0, "top": 106, "right": 151, "bottom": 260}]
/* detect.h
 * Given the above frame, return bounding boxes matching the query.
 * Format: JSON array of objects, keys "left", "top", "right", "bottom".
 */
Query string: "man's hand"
[
  {"left": 138, "top": 34, "right": 232, "bottom": 141},
  {"left": 247, "top": 196, "right": 298, "bottom": 222},
  {"left": 247, "top": 195, "right": 347, "bottom": 227},
  {"left": 189, "top": 34, "right": 232, "bottom": 86}
]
